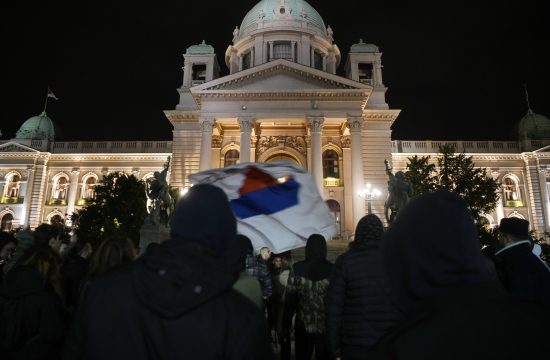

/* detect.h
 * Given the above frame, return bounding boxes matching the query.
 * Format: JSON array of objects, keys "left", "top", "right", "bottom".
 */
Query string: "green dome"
[
  {"left": 240, "top": 0, "right": 327, "bottom": 36},
  {"left": 186, "top": 40, "right": 215, "bottom": 54},
  {"left": 15, "top": 111, "right": 56, "bottom": 141},
  {"left": 350, "top": 39, "right": 379, "bottom": 53},
  {"left": 518, "top": 109, "right": 550, "bottom": 140}
]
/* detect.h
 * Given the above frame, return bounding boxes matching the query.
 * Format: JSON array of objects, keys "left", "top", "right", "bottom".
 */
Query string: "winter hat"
[
  {"left": 170, "top": 184, "right": 236, "bottom": 257},
  {"left": 498, "top": 218, "right": 529, "bottom": 239}
]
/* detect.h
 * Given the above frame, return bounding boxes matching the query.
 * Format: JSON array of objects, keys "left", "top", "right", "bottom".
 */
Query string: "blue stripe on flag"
[{"left": 230, "top": 178, "right": 300, "bottom": 219}]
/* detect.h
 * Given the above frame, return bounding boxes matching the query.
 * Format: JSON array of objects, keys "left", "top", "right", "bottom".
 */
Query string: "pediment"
[
  {"left": 192, "top": 59, "right": 370, "bottom": 93},
  {"left": 0, "top": 142, "right": 39, "bottom": 153}
]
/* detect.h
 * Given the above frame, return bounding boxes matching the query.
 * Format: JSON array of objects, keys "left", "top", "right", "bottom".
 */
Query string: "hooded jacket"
[
  {"left": 373, "top": 190, "right": 550, "bottom": 359},
  {"left": 326, "top": 214, "right": 402, "bottom": 357},
  {"left": 64, "top": 184, "right": 272, "bottom": 360},
  {"left": 284, "top": 234, "right": 332, "bottom": 334}
]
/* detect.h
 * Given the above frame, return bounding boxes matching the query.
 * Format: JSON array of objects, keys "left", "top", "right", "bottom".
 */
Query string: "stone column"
[
  {"left": 538, "top": 168, "right": 550, "bottom": 229},
  {"left": 66, "top": 169, "right": 80, "bottom": 223},
  {"left": 348, "top": 115, "right": 365, "bottom": 227},
  {"left": 307, "top": 116, "right": 324, "bottom": 194},
  {"left": 238, "top": 117, "right": 254, "bottom": 163},
  {"left": 22, "top": 167, "right": 35, "bottom": 228},
  {"left": 491, "top": 170, "right": 505, "bottom": 223},
  {"left": 199, "top": 117, "right": 215, "bottom": 171},
  {"left": 291, "top": 41, "right": 296, "bottom": 61},
  {"left": 269, "top": 42, "right": 274, "bottom": 61}
]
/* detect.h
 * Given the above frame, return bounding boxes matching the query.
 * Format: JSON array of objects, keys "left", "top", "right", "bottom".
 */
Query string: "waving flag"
[
  {"left": 189, "top": 162, "right": 337, "bottom": 253},
  {"left": 47, "top": 87, "right": 58, "bottom": 100}
]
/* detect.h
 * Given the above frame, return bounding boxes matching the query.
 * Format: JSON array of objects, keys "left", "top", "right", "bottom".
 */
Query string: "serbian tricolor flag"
[{"left": 189, "top": 162, "right": 337, "bottom": 253}]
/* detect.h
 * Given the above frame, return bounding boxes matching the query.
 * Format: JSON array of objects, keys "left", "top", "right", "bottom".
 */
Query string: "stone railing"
[
  {"left": 324, "top": 177, "right": 342, "bottom": 187},
  {"left": 52, "top": 141, "right": 172, "bottom": 154},
  {"left": 392, "top": 140, "right": 523, "bottom": 154}
]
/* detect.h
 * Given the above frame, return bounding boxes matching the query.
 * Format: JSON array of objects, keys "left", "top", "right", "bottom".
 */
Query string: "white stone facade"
[{"left": 2, "top": 0, "right": 550, "bottom": 240}]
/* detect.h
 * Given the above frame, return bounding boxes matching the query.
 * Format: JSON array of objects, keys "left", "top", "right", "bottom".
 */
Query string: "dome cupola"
[{"left": 15, "top": 111, "right": 56, "bottom": 141}]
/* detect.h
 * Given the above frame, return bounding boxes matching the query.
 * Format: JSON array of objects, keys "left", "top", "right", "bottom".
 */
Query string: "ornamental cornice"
[
  {"left": 163, "top": 110, "right": 200, "bottom": 123},
  {"left": 391, "top": 153, "right": 525, "bottom": 162},
  {"left": 195, "top": 90, "right": 369, "bottom": 102},
  {"left": 363, "top": 110, "right": 401, "bottom": 124}
]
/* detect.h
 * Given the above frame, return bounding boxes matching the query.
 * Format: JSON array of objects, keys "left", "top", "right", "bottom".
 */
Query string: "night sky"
[{"left": 2, "top": 0, "right": 549, "bottom": 142}]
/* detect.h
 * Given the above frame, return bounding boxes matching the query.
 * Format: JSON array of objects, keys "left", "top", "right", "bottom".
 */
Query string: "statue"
[
  {"left": 146, "top": 156, "right": 173, "bottom": 227},
  {"left": 384, "top": 159, "right": 411, "bottom": 224}
]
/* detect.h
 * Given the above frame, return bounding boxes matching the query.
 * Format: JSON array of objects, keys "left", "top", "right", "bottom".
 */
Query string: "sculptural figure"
[
  {"left": 146, "top": 156, "right": 173, "bottom": 226},
  {"left": 384, "top": 159, "right": 411, "bottom": 224}
]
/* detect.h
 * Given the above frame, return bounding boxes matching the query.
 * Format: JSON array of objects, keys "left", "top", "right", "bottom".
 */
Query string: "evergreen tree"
[
  {"left": 404, "top": 144, "right": 499, "bottom": 222},
  {"left": 71, "top": 173, "right": 147, "bottom": 248}
]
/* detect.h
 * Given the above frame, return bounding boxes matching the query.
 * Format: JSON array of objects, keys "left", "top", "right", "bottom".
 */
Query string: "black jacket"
[
  {"left": 326, "top": 243, "right": 402, "bottom": 356},
  {"left": 64, "top": 184, "right": 272, "bottom": 360},
  {"left": 0, "top": 266, "right": 66, "bottom": 360},
  {"left": 494, "top": 241, "right": 550, "bottom": 307}
]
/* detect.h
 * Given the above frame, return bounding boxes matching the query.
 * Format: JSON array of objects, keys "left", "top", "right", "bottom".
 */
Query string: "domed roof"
[
  {"left": 186, "top": 40, "right": 215, "bottom": 55},
  {"left": 350, "top": 39, "right": 379, "bottom": 53},
  {"left": 15, "top": 111, "right": 56, "bottom": 141},
  {"left": 518, "top": 109, "right": 550, "bottom": 140},
  {"left": 239, "top": 0, "right": 327, "bottom": 36}
]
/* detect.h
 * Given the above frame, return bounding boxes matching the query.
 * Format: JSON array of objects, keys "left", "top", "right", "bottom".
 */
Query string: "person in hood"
[
  {"left": 0, "top": 232, "right": 17, "bottom": 282},
  {"left": 283, "top": 234, "right": 332, "bottom": 360},
  {"left": 373, "top": 190, "right": 550, "bottom": 359},
  {"left": 63, "top": 184, "right": 272, "bottom": 360},
  {"left": 231, "top": 234, "right": 263, "bottom": 309},
  {"left": 326, "top": 214, "right": 402, "bottom": 360}
]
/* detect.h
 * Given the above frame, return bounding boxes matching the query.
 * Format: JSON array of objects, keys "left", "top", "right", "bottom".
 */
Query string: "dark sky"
[{"left": 2, "top": 0, "right": 549, "bottom": 141}]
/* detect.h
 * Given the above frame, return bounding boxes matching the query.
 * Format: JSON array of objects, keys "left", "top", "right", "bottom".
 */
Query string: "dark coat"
[
  {"left": 64, "top": 184, "right": 272, "bottom": 360},
  {"left": 377, "top": 191, "right": 550, "bottom": 359},
  {"left": 0, "top": 266, "right": 66, "bottom": 360},
  {"left": 326, "top": 215, "right": 402, "bottom": 358},
  {"left": 494, "top": 241, "right": 550, "bottom": 307},
  {"left": 372, "top": 283, "right": 550, "bottom": 359}
]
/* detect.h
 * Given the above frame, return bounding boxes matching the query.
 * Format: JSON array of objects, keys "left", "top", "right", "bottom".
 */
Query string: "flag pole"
[{"left": 43, "top": 87, "right": 49, "bottom": 113}]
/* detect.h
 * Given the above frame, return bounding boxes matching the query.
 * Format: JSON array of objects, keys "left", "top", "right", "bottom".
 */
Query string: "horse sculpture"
[
  {"left": 146, "top": 156, "right": 174, "bottom": 226},
  {"left": 384, "top": 159, "right": 411, "bottom": 224}
]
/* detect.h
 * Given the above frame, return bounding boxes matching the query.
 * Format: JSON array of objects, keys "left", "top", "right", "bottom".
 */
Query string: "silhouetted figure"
[
  {"left": 1, "top": 246, "right": 66, "bottom": 360},
  {"left": 374, "top": 190, "right": 550, "bottom": 359},
  {"left": 64, "top": 184, "right": 272, "bottom": 360},
  {"left": 284, "top": 234, "right": 332, "bottom": 360},
  {"left": 494, "top": 217, "right": 550, "bottom": 307},
  {"left": 327, "top": 214, "right": 402, "bottom": 360}
]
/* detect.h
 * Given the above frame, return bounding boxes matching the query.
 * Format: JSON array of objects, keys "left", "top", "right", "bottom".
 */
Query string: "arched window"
[
  {"left": 503, "top": 176, "right": 522, "bottom": 207},
  {"left": 82, "top": 176, "right": 97, "bottom": 200},
  {"left": 326, "top": 199, "right": 341, "bottom": 235},
  {"left": 323, "top": 150, "right": 340, "bottom": 179},
  {"left": 1, "top": 213, "right": 13, "bottom": 232},
  {"left": 224, "top": 150, "right": 240, "bottom": 167},
  {"left": 6, "top": 174, "right": 21, "bottom": 198},
  {"left": 51, "top": 175, "right": 69, "bottom": 204}
]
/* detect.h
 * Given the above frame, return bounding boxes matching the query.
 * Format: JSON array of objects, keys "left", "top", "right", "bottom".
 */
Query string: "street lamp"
[{"left": 358, "top": 183, "right": 381, "bottom": 214}]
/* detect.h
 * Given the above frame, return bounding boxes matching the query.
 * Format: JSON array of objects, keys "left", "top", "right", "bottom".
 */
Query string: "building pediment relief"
[{"left": 0, "top": 142, "right": 39, "bottom": 153}]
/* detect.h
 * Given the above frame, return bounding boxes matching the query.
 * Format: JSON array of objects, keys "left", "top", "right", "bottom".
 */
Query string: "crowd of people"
[{"left": 1, "top": 185, "right": 550, "bottom": 359}]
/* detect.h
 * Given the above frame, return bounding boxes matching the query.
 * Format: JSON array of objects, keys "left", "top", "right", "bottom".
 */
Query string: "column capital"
[
  {"left": 199, "top": 117, "right": 215, "bottom": 132},
  {"left": 70, "top": 168, "right": 81, "bottom": 176},
  {"left": 347, "top": 115, "right": 364, "bottom": 133},
  {"left": 238, "top": 117, "right": 255, "bottom": 133},
  {"left": 307, "top": 115, "right": 325, "bottom": 133}
]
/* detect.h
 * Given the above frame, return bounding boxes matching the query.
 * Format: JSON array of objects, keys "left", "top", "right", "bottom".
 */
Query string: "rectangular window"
[
  {"left": 272, "top": 42, "right": 292, "bottom": 61},
  {"left": 358, "top": 63, "right": 373, "bottom": 84},
  {"left": 242, "top": 52, "right": 252, "bottom": 70},
  {"left": 313, "top": 51, "right": 323, "bottom": 70}
]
